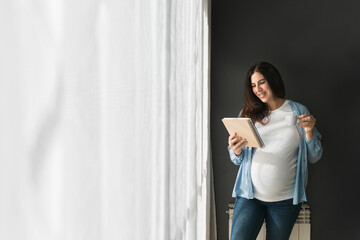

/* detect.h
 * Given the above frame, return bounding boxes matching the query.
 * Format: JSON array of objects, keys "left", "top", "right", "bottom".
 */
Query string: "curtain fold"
[{"left": 0, "top": 0, "right": 215, "bottom": 239}]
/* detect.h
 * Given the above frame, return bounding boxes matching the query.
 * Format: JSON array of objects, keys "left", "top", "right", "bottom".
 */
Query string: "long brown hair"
[{"left": 240, "top": 62, "right": 285, "bottom": 124}]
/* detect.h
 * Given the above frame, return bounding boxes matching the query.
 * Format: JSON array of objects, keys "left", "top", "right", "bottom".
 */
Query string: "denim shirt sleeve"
[
  {"left": 289, "top": 99, "right": 323, "bottom": 164},
  {"left": 305, "top": 126, "right": 323, "bottom": 163},
  {"left": 228, "top": 146, "right": 245, "bottom": 165}
]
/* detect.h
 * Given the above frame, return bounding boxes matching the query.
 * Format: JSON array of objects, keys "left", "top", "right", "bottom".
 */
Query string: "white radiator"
[{"left": 227, "top": 203, "right": 311, "bottom": 240}]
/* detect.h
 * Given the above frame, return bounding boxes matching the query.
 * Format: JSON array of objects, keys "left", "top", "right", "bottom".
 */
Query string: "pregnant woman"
[{"left": 228, "top": 62, "right": 323, "bottom": 240}]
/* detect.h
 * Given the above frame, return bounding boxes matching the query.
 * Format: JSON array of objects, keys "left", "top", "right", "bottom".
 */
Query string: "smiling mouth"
[{"left": 257, "top": 92, "right": 266, "bottom": 98}]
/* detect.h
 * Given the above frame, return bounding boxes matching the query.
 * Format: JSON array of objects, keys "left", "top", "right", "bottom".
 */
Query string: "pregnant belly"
[{"left": 251, "top": 159, "right": 296, "bottom": 200}]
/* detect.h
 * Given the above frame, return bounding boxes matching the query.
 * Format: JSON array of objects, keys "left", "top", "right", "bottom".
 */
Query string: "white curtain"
[{"left": 0, "top": 0, "right": 215, "bottom": 239}]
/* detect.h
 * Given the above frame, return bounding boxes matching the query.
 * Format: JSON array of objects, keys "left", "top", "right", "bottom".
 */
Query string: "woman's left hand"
[{"left": 297, "top": 114, "right": 316, "bottom": 140}]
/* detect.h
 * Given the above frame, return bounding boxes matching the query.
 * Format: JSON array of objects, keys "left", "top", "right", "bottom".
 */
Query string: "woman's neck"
[{"left": 267, "top": 98, "right": 285, "bottom": 111}]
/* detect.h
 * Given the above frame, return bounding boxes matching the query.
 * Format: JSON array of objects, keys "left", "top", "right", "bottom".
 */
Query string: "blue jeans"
[{"left": 230, "top": 197, "right": 301, "bottom": 240}]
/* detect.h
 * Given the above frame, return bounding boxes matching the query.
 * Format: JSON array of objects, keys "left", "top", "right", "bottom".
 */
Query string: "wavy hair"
[{"left": 240, "top": 62, "right": 285, "bottom": 124}]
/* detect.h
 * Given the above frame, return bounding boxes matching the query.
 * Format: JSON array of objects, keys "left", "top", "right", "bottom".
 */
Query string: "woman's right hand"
[{"left": 228, "top": 133, "right": 248, "bottom": 156}]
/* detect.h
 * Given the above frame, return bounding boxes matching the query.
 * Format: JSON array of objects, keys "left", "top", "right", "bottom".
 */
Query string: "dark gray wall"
[{"left": 211, "top": 1, "right": 360, "bottom": 239}]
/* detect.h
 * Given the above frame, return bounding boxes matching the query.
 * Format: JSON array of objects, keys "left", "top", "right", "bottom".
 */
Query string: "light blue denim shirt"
[{"left": 228, "top": 100, "right": 323, "bottom": 205}]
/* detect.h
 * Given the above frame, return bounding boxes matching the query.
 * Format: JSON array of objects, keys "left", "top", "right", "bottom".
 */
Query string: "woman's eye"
[{"left": 259, "top": 81, "right": 265, "bottom": 84}]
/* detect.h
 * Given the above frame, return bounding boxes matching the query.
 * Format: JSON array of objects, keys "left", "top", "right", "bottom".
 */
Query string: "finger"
[
  {"left": 300, "top": 116, "right": 316, "bottom": 124},
  {"left": 297, "top": 121, "right": 315, "bottom": 128},
  {"left": 230, "top": 137, "right": 242, "bottom": 147},
  {"left": 240, "top": 139, "right": 248, "bottom": 147},
  {"left": 230, "top": 134, "right": 242, "bottom": 141},
  {"left": 228, "top": 132, "right": 240, "bottom": 141},
  {"left": 228, "top": 136, "right": 238, "bottom": 146},
  {"left": 228, "top": 133, "right": 235, "bottom": 141},
  {"left": 234, "top": 138, "right": 247, "bottom": 149},
  {"left": 299, "top": 116, "right": 311, "bottom": 123},
  {"left": 298, "top": 114, "right": 314, "bottom": 121},
  {"left": 298, "top": 114, "right": 309, "bottom": 120},
  {"left": 299, "top": 114, "right": 316, "bottom": 121},
  {"left": 297, "top": 122, "right": 310, "bottom": 127}
]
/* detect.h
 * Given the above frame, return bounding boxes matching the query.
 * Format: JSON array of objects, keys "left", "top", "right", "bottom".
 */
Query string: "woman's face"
[{"left": 250, "top": 72, "right": 275, "bottom": 104}]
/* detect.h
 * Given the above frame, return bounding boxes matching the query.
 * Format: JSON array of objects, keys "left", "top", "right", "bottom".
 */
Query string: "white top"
[{"left": 251, "top": 100, "right": 300, "bottom": 202}]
